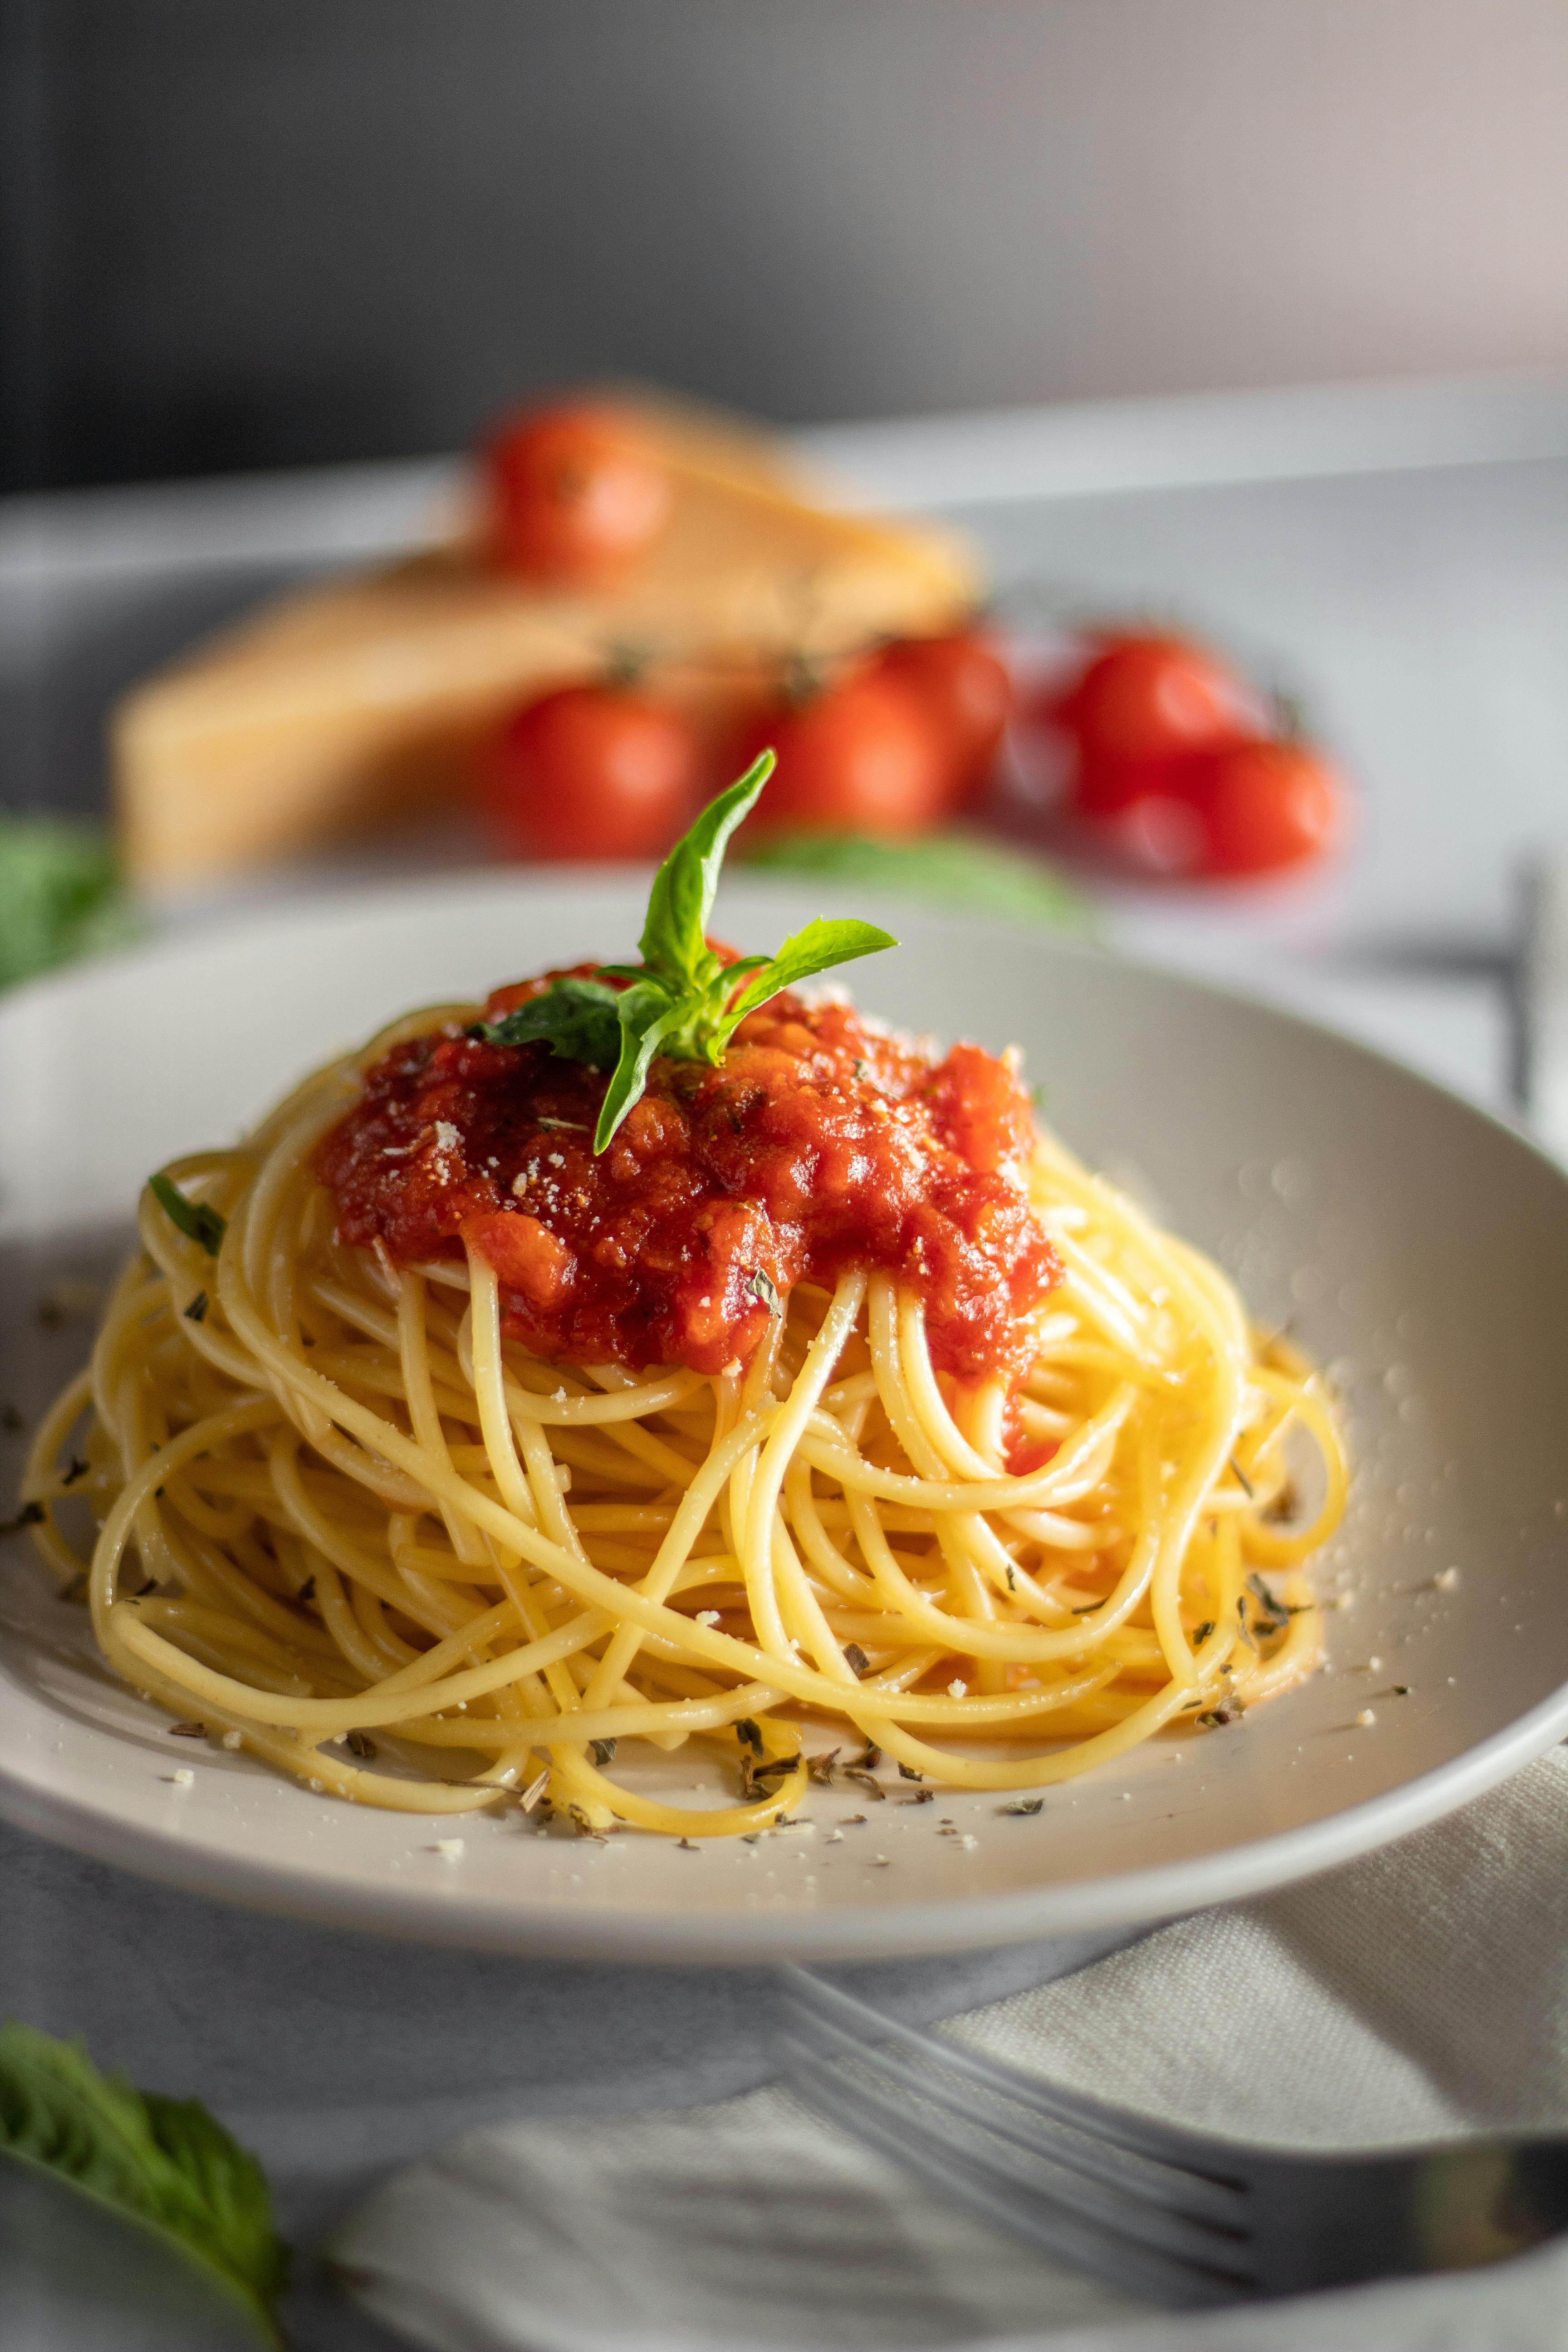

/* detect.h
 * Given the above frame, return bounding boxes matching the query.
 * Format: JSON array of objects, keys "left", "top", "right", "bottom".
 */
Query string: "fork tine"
[
  {"left": 780, "top": 1969, "right": 1247, "bottom": 2214},
  {"left": 781, "top": 2034, "right": 1255, "bottom": 2309},
  {"left": 777, "top": 1991, "right": 1249, "bottom": 2246},
  {"left": 777, "top": 2014, "right": 1253, "bottom": 2277}
]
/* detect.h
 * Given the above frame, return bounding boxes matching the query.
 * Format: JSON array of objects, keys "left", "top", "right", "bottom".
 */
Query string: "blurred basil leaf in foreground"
[
  {"left": 0, "top": 816, "right": 142, "bottom": 990},
  {"left": 0, "top": 2020, "right": 287, "bottom": 2347},
  {"left": 740, "top": 829, "right": 1092, "bottom": 929}
]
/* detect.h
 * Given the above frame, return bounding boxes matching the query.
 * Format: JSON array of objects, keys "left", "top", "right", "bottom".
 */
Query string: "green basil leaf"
[
  {"left": 720, "top": 917, "right": 897, "bottom": 1035},
  {"left": 148, "top": 1174, "right": 227, "bottom": 1259},
  {"left": 469, "top": 978, "right": 625, "bottom": 1070},
  {"left": 638, "top": 751, "right": 775, "bottom": 990},
  {"left": 0, "top": 2021, "right": 287, "bottom": 2346},
  {"left": 712, "top": 952, "right": 773, "bottom": 986},
  {"left": 594, "top": 984, "right": 679, "bottom": 1153},
  {"left": 0, "top": 814, "right": 143, "bottom": 993},
  {"left": 738, "top": 827, "right": 1091, "bottom": 929}
]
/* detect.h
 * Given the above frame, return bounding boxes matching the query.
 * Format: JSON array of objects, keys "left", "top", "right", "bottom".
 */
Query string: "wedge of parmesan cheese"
[{"left": 113, "top": 406, "right": 975, "bottom": 884}]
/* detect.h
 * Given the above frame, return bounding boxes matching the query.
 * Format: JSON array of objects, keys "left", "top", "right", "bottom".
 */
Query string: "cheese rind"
[{"left": 114, "top": 413, "right": 975, "bottom": 884}]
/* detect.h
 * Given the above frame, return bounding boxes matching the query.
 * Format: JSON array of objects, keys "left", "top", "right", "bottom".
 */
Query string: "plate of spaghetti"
[{"left": 5, "top": 767, "right": 1568, "bottom": 1960}]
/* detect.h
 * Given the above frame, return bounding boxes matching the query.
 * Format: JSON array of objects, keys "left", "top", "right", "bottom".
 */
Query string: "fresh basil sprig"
[
  {"left": 470, "top": 753, "right": 897, "bottom": 1151},
  {"left": 148, "top": 1173, "right": 227, "bottom": 1258},
  {"left": 0, "top": 2020, "right": 288, "bottom": 2346}
]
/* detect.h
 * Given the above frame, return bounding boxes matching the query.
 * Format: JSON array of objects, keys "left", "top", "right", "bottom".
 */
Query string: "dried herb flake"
[
  {"left": 1244, "top": 1572, "right": 1292, "bottom": 1638},
  {"left": 745, "top": 1268, "right": 783, "bottom": 1321}
]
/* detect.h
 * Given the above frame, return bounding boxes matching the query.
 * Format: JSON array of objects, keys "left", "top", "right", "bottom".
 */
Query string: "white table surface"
[{"left": 0, "top": 373, "right": 1562, "bottom": 2348}]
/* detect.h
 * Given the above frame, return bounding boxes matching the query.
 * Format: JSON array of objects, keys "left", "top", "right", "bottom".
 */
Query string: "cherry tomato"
[
  {"left": 484, "top": 686, "right": 699, "bottom": 862},
  {"left": 1190, "top": 739, "right": 1347, "bottom": 876},
  {"left": 1071, "top": 749, "right": 1194, "bottom": 820},
  {"left": 1100, "top": 791, "right": 1210, "bottom": 877},
  {"left": 739, "top": 673, "right": 951, "bottom": 840},
  {"left": 871, "top": 632, "right": 1013, "bottom": 803},
  {"left": 485, "top": 403, "right": 671, "bottom": 583},
  {"left": 1058, "top": 634, "right": 1261, "bottom": 769}
]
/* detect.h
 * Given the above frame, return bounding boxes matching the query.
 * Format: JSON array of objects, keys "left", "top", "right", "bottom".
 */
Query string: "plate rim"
[{"left": 0, "top": 1681, "right": 1564, "bottom": 1964}]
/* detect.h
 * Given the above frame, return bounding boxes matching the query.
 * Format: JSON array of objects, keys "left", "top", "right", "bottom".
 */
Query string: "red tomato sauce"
[{"left": 316, "top": 969, "right": 1062, "bottom": 1385}]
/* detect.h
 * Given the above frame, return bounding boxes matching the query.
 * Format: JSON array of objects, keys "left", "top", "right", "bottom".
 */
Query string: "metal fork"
[{"left": 775, "top": 1966, "right": 1568, "bottom": 2309}]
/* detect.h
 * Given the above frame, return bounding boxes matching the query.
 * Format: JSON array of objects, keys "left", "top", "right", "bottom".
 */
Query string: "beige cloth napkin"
[{"left": 333, "top": 1749, "right": 1568, "bottom": 2352}]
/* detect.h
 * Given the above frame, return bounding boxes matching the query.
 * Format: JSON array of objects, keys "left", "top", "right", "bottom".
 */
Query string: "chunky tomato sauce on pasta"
[{"left": 318, "top": 968, "right": 1062, "bottom": 1383}]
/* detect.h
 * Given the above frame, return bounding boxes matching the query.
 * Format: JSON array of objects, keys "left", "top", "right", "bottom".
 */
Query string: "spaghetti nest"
[{"left": 23, "top": 1019, "right": 1346, "bottom": 1840}]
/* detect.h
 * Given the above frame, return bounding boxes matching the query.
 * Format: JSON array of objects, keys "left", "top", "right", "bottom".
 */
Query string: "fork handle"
[{"left": 1258, "top": 2141, "right": 1568, "bottom": 2293}]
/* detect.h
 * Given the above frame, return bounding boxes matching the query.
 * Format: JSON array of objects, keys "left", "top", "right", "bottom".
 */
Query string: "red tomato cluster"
[
  {"left": 735, "top": 634, "right": 1011, "bottom": 842},
  {"left": 1044, "top": 633, "right": 1348, "bottom": 879},
  {"left": 476, "top": 410, "right": 1348, "bottom": 890},
  {"left": 483, "top": 632, "right": 1014, "bottom": 864}
]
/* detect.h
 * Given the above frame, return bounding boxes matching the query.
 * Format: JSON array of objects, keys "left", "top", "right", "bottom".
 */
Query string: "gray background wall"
[{"left": 4, "top": 0, "right": 1568, "bottom": 491}]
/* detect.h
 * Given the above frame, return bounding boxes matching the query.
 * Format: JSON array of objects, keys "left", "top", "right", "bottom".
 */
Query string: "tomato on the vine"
[
  {"left": 738, "top": 672, "right": 952, "bottom": 840},
  {"left": 1040, "top": 621, "right": 1346, "bottom": 881},
  {"left": 485, "top": 403, "right": 671, "bottom": 583},
  {"left": 1189, "top": 740, "right": 1347, "bottom": 877},
  {"left": 871, "top": 632, "right": 1013, "bottom": 803},
  {"left": 1058, "top": 634, "right": 1261, "bottom": 771},
  {"left": 484, "top": 685, "right": 699, "bottom": 862}
]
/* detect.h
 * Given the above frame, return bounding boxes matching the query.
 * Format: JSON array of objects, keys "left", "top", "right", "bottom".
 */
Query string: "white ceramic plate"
[{"left": 4, "top": 875, "right": 1568, "bottom": 1963}]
